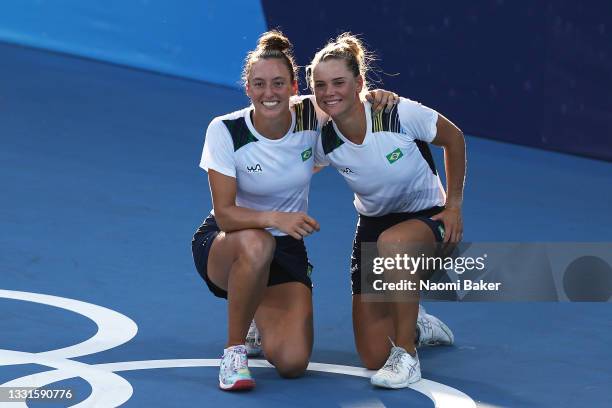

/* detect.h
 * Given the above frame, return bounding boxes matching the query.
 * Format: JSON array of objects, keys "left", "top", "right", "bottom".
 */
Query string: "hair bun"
[
  {"left": 336, "top": 33, "right": 365, "bottom": 63},
  {"left": 258, "top": 30, "right": 292, "bottom": 53},
  {"left": 307, "top": 32, "right": 374, "bottom": 96},
  {"left": 242, "top": 30, "right": 297, "bottom": 85}
]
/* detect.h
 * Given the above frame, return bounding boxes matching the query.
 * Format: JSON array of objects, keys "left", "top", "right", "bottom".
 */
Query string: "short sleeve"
[
  {"left": 291, "top": 94, "right": 329, "bottom": 129},
  {"left": 314, "top": 134, "right": 330, "bottom": 167},
  {"left": 397, "top": 97, "right": 439, "bottom": 143},
  {"left": 200, "top": 118, "right": 236, "bottom": 178}
]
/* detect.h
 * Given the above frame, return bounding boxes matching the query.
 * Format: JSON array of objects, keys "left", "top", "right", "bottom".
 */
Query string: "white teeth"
[
  {"left": 325, "top": 100, "right": 340, "bottom": 106},
  {"left": 262, "top": 101, "right": 279, "bottom": 107}
]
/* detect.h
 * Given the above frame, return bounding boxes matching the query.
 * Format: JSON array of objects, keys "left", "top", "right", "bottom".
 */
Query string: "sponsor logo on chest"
[{"left": 246, "top": 163, "right": 263, "bottom": 173}]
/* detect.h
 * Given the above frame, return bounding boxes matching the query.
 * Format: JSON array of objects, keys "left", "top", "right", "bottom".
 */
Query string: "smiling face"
[
  {"left": 246, "top": 58, "right": 297, "bottom": 121},
  {"left": 312, "top": 58, "right": 363, "bottom": 120}
]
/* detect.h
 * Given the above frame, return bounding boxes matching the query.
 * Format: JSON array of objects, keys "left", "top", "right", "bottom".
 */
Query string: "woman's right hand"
[{"left": 271, "top": 212, "right": 320, "bottom": 240}]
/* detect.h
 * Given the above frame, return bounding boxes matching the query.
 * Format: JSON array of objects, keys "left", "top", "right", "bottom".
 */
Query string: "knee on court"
[
  {"left": 354, "top": 335, "right": 390, "bottom": 370},
  {"left": 274, "top": 354, "right": 310, "bottom": 378},
  {"left": 264, "top": 344, "right": 310, "bottom": 378},
  {"left": 357, "top": 346, "right": 388, "bottom": 370}
]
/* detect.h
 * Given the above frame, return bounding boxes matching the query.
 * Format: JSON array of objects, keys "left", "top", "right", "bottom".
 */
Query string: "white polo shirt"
[
  {"left": 200, "top": 96, "right": 325, "bottom": 235},
  {"left": 314, "top": 97, "right": 446, "bottom": 216}
]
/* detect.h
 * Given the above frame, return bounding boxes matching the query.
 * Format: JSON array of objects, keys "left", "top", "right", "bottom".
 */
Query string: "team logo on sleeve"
[
  {"left": 301, "top": 147, "right": 313, "bottom": 162},
  {"left": 246, "top": 163, "right": 263, "bottom": 173},
  {"left": 386, "top": 148, "right": 404, "bottom": 164}
]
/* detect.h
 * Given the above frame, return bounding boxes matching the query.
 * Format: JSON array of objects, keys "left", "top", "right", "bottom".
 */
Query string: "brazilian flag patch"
[
  {"left": 386, "top": 148, "right": 404, "bottom": 164},
  {"left": 301, "top": 147, "right": 313, "bottom": 162}
]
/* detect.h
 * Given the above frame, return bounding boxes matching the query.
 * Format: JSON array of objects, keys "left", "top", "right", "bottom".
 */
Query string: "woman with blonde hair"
[{"left": 309, "top": 33, "right": 465, "bottom": 388}]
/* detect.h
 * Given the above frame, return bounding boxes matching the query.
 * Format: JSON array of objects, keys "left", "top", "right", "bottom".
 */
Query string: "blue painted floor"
[{"left": 1, "top": 42, "right": 612, "bottom": 407}]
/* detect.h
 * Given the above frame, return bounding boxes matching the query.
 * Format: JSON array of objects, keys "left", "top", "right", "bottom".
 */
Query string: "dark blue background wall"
[
  {"left": 0, "top": 1, "right": 609, "bottom": 160},
  {"left": 262, "top": 1, "right": 612, "bottom": 161}
]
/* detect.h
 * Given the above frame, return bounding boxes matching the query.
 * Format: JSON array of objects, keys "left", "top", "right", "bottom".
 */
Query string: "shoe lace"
[
  {"left": 382, "top": 349, "right": 403, "bottom": 373},
  {"left": 417, "top": 316, "right": 433, "bottom": 345},
  {"left": 246, "top": 322, "right": 261, "bottom": 347},
  {"left": 227, "top": 348, "right": 248, "bottom": 373},
  {"left": 383, "top": 338, "right": 403, "bottom": 373},
  {"left": 418, "top": 315, "right": 432, "bottom": 333}
]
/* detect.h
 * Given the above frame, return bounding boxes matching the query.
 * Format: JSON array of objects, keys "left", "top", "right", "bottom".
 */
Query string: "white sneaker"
[
  {"left": 416, "top": 306, "right": 454, "bottom": 347},
  {"left": 371, "top": 346, "right": 421, "bottom": 389},
  {"left": 245, "top": 320, "right": 262, "bottom": 357},
  {"left": 219, "top": 345, "right": 255, "bottom": 391}
]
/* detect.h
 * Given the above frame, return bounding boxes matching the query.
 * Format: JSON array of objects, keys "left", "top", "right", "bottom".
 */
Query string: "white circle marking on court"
[
  {"left": 0, "top": 289, "right": 476, "bottom": 408},
  {"left": 0, "top": 289, "right": 137, "bottom": 360}
]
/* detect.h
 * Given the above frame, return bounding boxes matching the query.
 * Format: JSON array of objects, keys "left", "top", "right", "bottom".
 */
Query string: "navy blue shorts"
[
  {"left": 350, "top": 207, "right": 445, "bottom": 295},
  {"left": 191, "top": 215, "right": 313, "bottom": 299}
]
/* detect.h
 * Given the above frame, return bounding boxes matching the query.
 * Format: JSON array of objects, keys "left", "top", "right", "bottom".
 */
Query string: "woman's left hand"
[
  {"left": 365, "top": 89, "right": 399, "bottom": 113},
  {"left": 431, "top": 207, "right": 463, "bottom": 243}
]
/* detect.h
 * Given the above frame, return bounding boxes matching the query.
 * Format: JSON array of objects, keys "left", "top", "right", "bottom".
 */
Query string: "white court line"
[
  {"left": 0, "top": 289, "right": 476, "bottom": 408},
  {"left": 0, "top": 349, "right": 133, "bottom": 408},
  {"left": 0, "top": 289, "right": 137, "bottom": 360},
  {"left": 97, "top": 359, "right": 476, "bottom": 408}
]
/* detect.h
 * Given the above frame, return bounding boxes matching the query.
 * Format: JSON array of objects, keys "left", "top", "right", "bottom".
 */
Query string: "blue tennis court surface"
[{"left": 1, "top": 42, "right": 612, "bottom": 407}]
